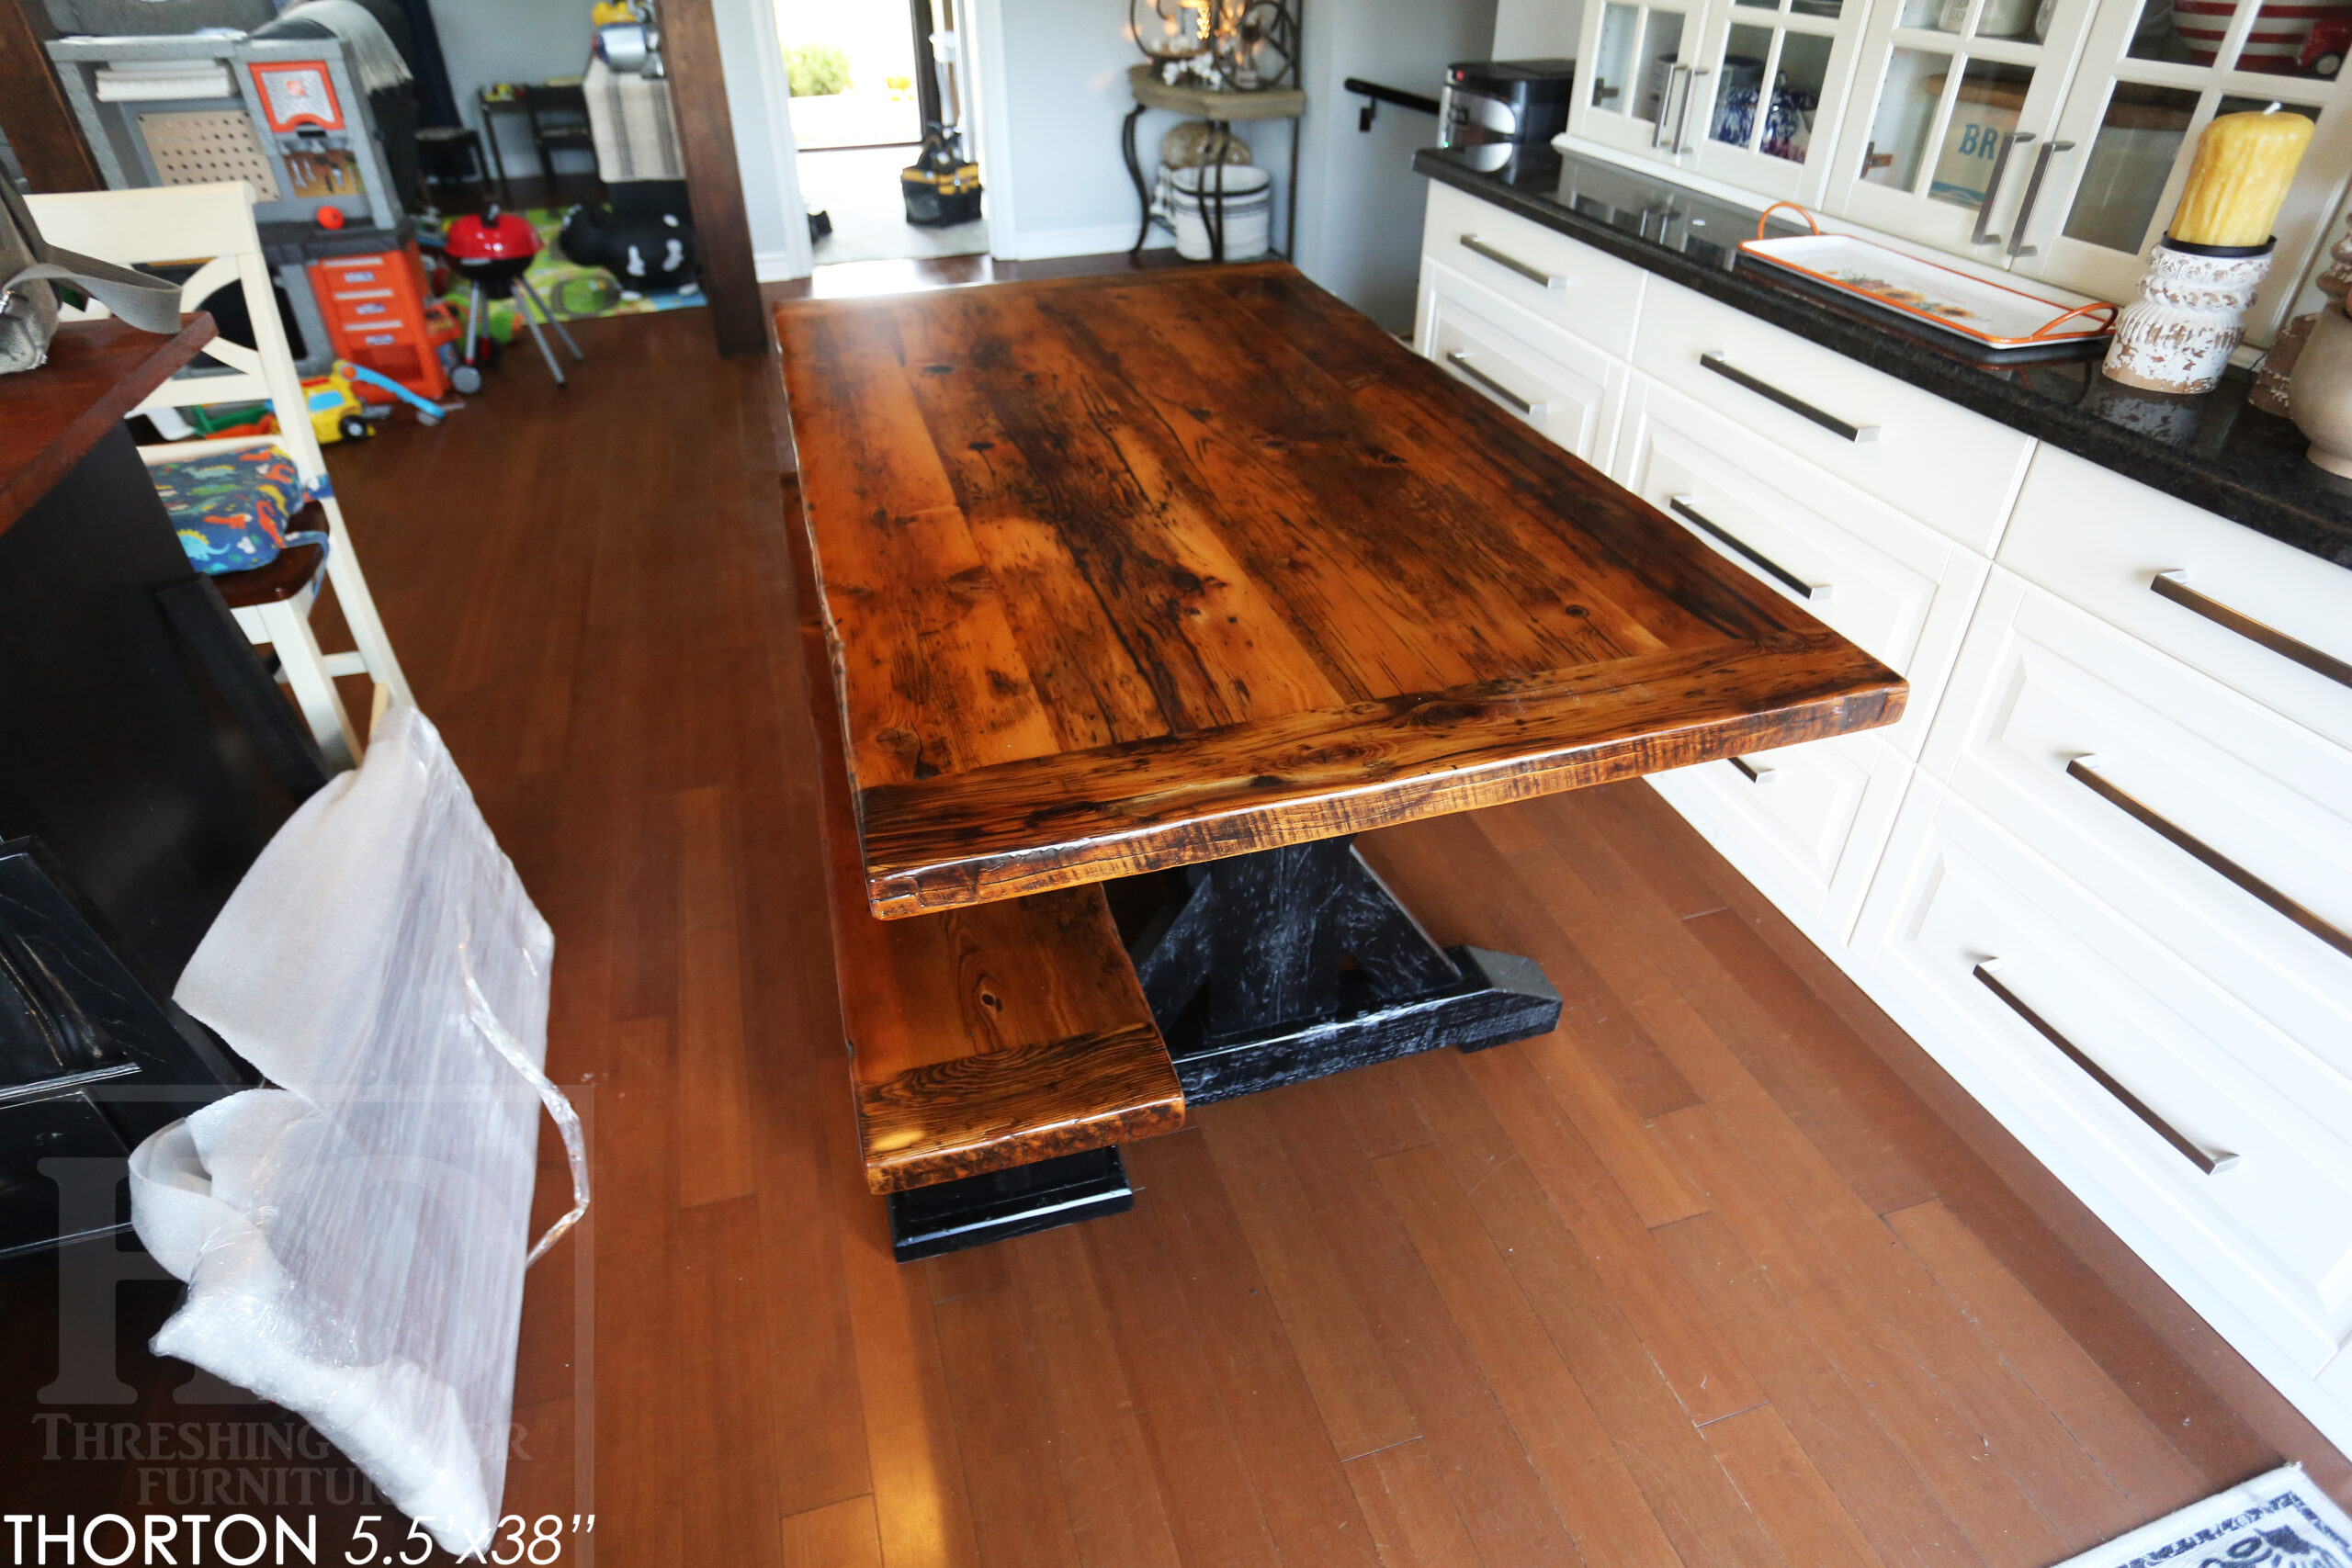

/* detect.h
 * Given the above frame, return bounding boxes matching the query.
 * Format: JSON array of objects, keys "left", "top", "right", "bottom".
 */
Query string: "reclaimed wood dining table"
[{"left": 776, "top": 262, "right": 1905, "bottom": 1256}]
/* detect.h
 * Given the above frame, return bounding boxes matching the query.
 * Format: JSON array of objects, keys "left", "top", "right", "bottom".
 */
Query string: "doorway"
[{"left": 775, "top": 0, "right": 988, "bottom": 265}]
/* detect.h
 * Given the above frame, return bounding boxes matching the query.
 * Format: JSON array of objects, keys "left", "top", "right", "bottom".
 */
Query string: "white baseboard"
[
  {"left": 754, "top": 250, "right": 808, "bottom": 284},
  {"left": 1001, "top": 222, "right": 1141, "bottom": 261}
]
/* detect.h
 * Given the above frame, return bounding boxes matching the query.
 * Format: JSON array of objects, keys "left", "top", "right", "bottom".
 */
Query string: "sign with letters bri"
[{"left": 1928, "top": 92, "right": 2019, "bottom": 209}]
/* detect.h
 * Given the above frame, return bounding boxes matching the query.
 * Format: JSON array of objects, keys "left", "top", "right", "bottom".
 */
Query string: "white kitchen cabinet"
[
  {"left": 1998, "top": 445, "right": 2352, "bottom": 752},
  {"left": 1414, "top": 156, "right": 2352, "bottom": 1463},
  {"left": 1823, "top": 0, "right": 2107, "bottom": 257},
  {"left": 1421, "top": 181, "right": 1653, "bottom": 359},
  {"left": 2007, "top": 0, "right": 2352, "bottom": 332},
  {"left": 1574, "top": 0, "right": 1878, "bottom": 200},
  {"left": 1925, "top": 566, "right": 2352, "bottom": 1075},
  {"left": 1649, "top": 729, "right": 1915, "bottom": 936},
  {"left": 1854, "top": 774, "right": 2352, "bottom": 1380},
  {"left": 1614, "top": 376, "right": 1990, "bottom": 754},
  {"left": 1818, "top": 0, "right": 2352, "bottom": 335},
  {"left": 1417, "top": 263, "right": 1631, "bottom": 463},
  {"left": 1630, "top": 272, "right": 2035, "bottom": 549},
  {"left": 1580, "top": 0, "right": 1715, "bottom": 162}
]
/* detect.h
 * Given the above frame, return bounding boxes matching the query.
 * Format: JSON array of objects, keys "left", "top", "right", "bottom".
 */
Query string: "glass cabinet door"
[
  {"left": 2008, "top": 0, "right": 2352, "bottom": 338},
  {"left": 1690, "top": 0, "right": 1871, "bottom": 201},
  {"left": 1823, "top": 0, "right": 2103, "bottom": 254},
  {"left": 1576, "top": 0, "right": 1712, "bottom": 161}
]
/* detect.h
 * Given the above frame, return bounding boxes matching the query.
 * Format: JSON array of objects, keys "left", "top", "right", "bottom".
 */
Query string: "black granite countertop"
[{"left": 1415, "top": 144, "right": 2352, "bottom": 572}]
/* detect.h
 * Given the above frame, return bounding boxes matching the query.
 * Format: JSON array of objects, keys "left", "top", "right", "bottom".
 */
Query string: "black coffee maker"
[{"left": 1438, "top": 59, "right": 1577, "bottom": 160}]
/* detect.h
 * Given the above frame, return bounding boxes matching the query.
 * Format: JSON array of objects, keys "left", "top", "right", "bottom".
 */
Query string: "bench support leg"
[
  {"left": 887, "top": 1145, "right": 1134, "bottom": 1263},
  {"left": 1127, "top": 838, "right": 1562, "bottom": 1103}
]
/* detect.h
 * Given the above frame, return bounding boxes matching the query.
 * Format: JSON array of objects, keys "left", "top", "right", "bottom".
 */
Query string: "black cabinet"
[{"left": 0, "top": 321, "right": 326, "bottom": 1259}]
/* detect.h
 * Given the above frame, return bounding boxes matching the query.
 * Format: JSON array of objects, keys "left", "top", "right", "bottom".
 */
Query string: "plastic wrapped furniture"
[{"left": 129, "top": 703, "right": 584, "bottom": 1556}]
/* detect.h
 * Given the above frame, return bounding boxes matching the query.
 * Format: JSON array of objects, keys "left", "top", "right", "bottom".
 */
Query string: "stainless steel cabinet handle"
[
  {"left": 2006, "top": 139, "right": 2075, "bottom": 258},
  {"left": 1459, "top": 233, "right": 1567, "bottom": 290},
  {"left": 2066, "top": 757, "right": 2352, "bottom": 963},
  {"left": 1972, "top": 961, "right": 2236, "bottom": 1175},
  {"left": 2151, "top": 570, "right": 2352, "bottom": 690},
  {"left": 1653, "top": 64, "right": 1690, "bottom": 149},
  {"left": 1728, "top": 755, "right": 1776, "bottom": 784},
  {"left": 1971, "top": 130, "right": 2036, "bottom": 247},
  {"left": 1446, "top": 351, "right": 1544, "bottom": 414},
  {"left": 1676, "top": 69, "right": 1713, "bottom": 154},
  {"left": 1668, "top": 495, "right": 1832, "bottom": 601},
  {"left": 1699, "top": 352, "right": 1881, "bottom": 443}
]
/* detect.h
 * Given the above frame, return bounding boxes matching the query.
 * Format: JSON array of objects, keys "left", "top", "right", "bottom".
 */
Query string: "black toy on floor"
[{"left": 560, "top": 194, "right": 698, "bottom": 298}]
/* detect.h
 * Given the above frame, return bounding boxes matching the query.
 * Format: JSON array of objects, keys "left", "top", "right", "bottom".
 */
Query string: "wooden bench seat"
[{"left": 789, "top": 518, "right": 1185, "bottom": 1197}]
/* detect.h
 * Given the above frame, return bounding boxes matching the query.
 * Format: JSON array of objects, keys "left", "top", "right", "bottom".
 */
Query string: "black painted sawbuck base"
[{"left": 888, "top": 838, "right": 1562, "bottom": 1260}]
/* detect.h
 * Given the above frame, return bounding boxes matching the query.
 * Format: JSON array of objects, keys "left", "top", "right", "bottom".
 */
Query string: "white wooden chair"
[{"left": 27, "top": 181, "right": 411, "bottom": 771}]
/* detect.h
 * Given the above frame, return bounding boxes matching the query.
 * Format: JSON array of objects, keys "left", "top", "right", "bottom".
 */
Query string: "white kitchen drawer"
[
  {"left": 1630, "top": 276, "right": 2034, "bottom": 555},
  {"left": 1999, "top": 446, "right": 2352, "bottom": 756},
  {"left": 1417, "top": 263, "right": 1626, "bottom": 466},
  {"left": 1645, "top": 729, "right": 1912, "bottom": 940},
  {"left": 1422, "top": 182, "right": 1649, "bottom": 362},
  {"left": 1924, "top": 570, "right": 2352, "bottom": 1112},
  {"left": 1853, "top": 777, "right": 2352, "bottom": 1375},
  {"left": 1615, "top": 378, "right": 1987, "bottom": 756}
]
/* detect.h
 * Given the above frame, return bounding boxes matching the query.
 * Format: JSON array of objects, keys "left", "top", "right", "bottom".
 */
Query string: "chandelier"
[{"left": 1128, "top": 0, "right": 1300, "bottom": 90}]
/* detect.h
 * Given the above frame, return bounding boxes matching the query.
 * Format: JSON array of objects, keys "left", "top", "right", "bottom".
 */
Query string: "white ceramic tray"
[{"left": 1737, "top": 205, "right": 2117, "bottom": 351}]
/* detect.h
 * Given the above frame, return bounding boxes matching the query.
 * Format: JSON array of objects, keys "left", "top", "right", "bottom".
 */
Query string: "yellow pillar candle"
[{"left": 2169, "top": 107, "right": 2314, "bottom": 248}]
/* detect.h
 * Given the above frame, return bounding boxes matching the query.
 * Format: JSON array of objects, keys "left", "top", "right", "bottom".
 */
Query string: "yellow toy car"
[{"left": 302, "top": 364, "right": 375, "bottom": 445}]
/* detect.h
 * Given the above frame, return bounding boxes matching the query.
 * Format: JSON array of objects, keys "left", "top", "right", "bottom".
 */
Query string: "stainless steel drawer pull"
[
  {"left": 1971, "top": 130, "right": 2036, "bottom": 247},
  {"left": 1459, "top": 234, "right": 1566, "bottom": 290},
  {"left": 1651, "top": 64, "right": 1689, "bottom": 150},
  {"left": 1699, "top": 352, "right": 1880, "bottom": 443},
  {"left": 1727, "top": 755, "right": 1775, "bottom": 784},
  {"left": 1668, "top": 495, "right": 1832, "bottom": 601},
  {"left": 2151, "top": 570, "right": 2352, "bottom": 691},
  {"left": 2066, "top": 757, "right": 2352, "bottom": 963},
  {"left": 1445, "top": 352, "right": 1544, "bottom": 415},
  {"left": 1675, "top": 69, "right": 1713, "bottom": 154},
  {"left": 1972, "top": 961, "right": 2236, "bottom": 1175},
  {"left": 2006, "top": 139, "right": 2075, "bottom": 259}
]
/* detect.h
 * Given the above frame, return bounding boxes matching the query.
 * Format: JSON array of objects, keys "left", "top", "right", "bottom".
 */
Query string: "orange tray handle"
[
  {"left": 1754, "top": 201, "right": 1823, "bottom": 241},
  {"left": 2029, "top": 299, "right": 2120, "bottom": 340}
]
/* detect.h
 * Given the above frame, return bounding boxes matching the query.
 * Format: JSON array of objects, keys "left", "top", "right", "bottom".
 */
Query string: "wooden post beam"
[
  {"left": 662, "top": 0, "right": 771, "bottom": 361},
  {"left": 0, "top": 0, "right": 102, "bottom": 193}
]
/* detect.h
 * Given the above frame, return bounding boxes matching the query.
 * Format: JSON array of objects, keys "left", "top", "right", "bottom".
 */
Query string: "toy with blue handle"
[{"left": 343, "top": 362, "right": 450, "bottom": 425}]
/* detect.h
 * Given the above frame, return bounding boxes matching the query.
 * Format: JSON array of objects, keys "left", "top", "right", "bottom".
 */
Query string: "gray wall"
[
  {"left": 978, "top": 0, "right": 1498, "bottom": 324},
  {"left": 430, "top": 0, "right": 797, "bottom": 265},
  {"left": 428, "top": 0, "right": 595, "bottom": 177},
  {"left": 1493, "top": 0, "right": 1582, "bottom": 60},
  {"left": 1294, "top": 0, "right": 1498, "bottom": 333},
  {"left": 990, "top": 0, "right": 1154, "bottom": 256}
]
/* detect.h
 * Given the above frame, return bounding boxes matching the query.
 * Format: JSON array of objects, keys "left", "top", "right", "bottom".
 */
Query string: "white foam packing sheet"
[{"left": 130, "top": 704, "right": 585, "bottom": 1558}]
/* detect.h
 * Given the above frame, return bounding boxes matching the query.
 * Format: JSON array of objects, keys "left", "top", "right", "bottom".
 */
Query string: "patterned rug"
[
  {"left": 440, "top": 208, "right": 705, "bottom": 333},
  {"left": 2055, "top": 1467, "right": 2352, "bottom": 1568}
]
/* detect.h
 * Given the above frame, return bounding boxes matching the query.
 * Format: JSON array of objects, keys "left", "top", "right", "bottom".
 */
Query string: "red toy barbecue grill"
[{"left": 444, "top": 204, "right": 583, "bottom": 390}]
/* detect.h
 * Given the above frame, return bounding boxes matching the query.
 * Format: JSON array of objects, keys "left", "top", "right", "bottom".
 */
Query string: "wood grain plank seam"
[{"left": 1693, "top": 1398, "right": 1775, "bottom": 1429}]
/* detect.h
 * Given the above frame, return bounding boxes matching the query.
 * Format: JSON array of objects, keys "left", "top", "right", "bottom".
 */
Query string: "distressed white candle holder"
[{"left": 2101, "top": 238, "right": 2276, "bottom": 396}]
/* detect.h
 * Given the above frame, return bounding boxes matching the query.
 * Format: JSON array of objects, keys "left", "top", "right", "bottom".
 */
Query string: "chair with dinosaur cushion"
[{"left": 28, "top": 181, "right": 411, "bottom": 770}]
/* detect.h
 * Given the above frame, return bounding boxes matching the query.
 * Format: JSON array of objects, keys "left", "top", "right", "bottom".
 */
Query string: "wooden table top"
[
  {"left": 775, "top": 265, "right": 1904, "bottom": 919},
  {"left": 0, "top": 314, "right": 214, "bottom": 536}
]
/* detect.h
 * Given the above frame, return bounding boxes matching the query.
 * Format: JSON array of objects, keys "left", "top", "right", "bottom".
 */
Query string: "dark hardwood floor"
[{"left": 9, "top": 281, "right": 2340, "bottom": 1565}]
